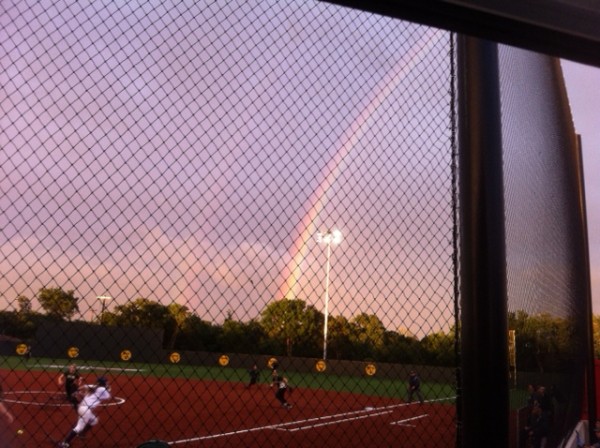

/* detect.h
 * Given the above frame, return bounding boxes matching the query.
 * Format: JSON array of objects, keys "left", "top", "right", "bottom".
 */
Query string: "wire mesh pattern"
[
  {"left": 1, "top": 2, "right": 457, "bottom": 447},
  {"left": 500, "top": 48, "right": 589, "bottom": 446}
]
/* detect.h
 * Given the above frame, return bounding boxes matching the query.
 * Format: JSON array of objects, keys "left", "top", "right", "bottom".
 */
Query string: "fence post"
[{"left": 457, "top": 35, "right": 509, "bottom": 448}]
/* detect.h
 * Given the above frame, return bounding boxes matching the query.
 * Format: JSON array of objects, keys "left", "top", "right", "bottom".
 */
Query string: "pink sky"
[
  {"left": 1, "top": 2, "right": 597, "bottom": 336},
  {"left": 0, "top": 5, "right": 456, "bottom": 338},
  {"left": 561, "top": 61, "right": 600, "bottom": 313}
]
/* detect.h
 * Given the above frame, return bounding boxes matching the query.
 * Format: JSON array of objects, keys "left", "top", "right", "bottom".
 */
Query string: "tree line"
[{"left": 0, "top": 286, "right": 588, "bottom": 370}]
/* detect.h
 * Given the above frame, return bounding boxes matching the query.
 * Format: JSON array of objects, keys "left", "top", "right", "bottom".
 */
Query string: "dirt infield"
[{"left": 1, "top": 369, "right": 456, "bottom": 447}]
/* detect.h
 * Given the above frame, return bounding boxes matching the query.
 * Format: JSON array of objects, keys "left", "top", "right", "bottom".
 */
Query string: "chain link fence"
[
  {"left": 23, "top": 1, "right": 600, "bottom": 447},
  {"left": 1, "top": 2, "right": 458, "bottom": 446}
]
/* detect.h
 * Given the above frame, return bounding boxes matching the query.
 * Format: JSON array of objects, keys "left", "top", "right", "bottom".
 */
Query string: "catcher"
[{"left": 58, "top": 376, "right": 111, "bottom": 447}]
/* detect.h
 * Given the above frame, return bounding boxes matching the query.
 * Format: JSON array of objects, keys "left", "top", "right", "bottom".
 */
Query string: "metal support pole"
[
  {"left": 573, "top": 134, "right": 597, "bottom": 440},
  {"left": 323, "top": 241, "right": 332, "bottom": 361},
  {"left": 457, "top": 35, "right": 509, "bottom": 448},
  {"left": 317, "top": 229, "right": 341, "bottom": 361},
  {"left": 97, "top": 295, "right": 112, "bottom": 323}
]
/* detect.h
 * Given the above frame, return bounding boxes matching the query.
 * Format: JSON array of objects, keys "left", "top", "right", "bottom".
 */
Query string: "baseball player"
[
  {"left": 407, "top": 370, "right": 424, "bottom": 404},
  {"left": 247, "top": 364, "right": 260, "bottom": 388},
  {"left": 57, "top": 364, "right": 83, "bottom": 409},
  {"left": 271, "top": 374, "right": 293, "bottom": 409},
  {"left": 58, "top": 376, "right": 111, "bottom": 447}
]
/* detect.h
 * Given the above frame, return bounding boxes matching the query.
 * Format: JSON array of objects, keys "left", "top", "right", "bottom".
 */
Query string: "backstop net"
[
  {"left": 0, "top": 1, "right": 589, "bottom": 447},
  {"left": 499, "top": 47, "right": 591, "bottom": 446}
]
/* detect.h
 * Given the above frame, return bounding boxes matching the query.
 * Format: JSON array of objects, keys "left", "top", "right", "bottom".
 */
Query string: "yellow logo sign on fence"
[
  {"left": 365, "top": 363, "right": 376, "bottom": 376},
  {"left": 315, "top": 360, "right": 327, "bottom": 372},
  {"left": 16, "top": 344, "right": 28, "bottom": 355}
]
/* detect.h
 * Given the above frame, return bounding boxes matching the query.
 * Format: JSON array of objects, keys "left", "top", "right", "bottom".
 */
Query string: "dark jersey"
[
  {"left": 273, "top": 376, "right": 288, "bottom": 389},
  {"left": 63, "top": 369, "right": 81, "bottom": 394},
  {"left": 249, "top": 368, "right": 259, "bottom": 382},
  {"left": 409, "top": 374, "right": 421, "bottom": 390}
]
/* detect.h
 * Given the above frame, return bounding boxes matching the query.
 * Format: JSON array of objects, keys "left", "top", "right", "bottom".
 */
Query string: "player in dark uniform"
[
  {"left": 407, "top": 371, "right": 424, "bottom": 404},
  {"left": 57, "top": 364, "right": 83, "bottom": 409},
  {"left": 270, "top": 361, "right": 280, "bottom": 387},
  {"left": 271, "top": 374, "right": 292, "bottom": 409},
  {"left": 247, "top": 364, "right": 260, "bottom": 388}
]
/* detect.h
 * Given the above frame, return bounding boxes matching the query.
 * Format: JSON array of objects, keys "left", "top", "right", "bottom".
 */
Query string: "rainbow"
[{"left": 276, "top": 28, "right": 444, "bottom": 301}]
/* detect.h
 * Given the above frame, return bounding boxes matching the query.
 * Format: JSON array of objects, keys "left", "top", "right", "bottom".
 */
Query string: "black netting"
[
  {"left": 1, "top": 2, "right": 458, "bottom": 447},
  {"left": 500, "top": 47, "right": 589, "bottom": 446}
]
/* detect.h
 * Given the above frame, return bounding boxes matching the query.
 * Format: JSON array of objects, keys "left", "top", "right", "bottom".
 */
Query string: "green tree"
[
  {"left": 38, "top": 287, "right": 79, "bottom": 321},
  {"left": 379, "top": 331, "right": 422, "bottom": 364},
  {"left": 327, "top": 315, "right": 354, "bottom": 360},
  {"left": 0, "top": 309, "right": 42, "bottom": 340},
  {"left": 349, "top": 313, "right": 386, "bottom": 359},
  {"left": 420, "top": 331, "right": 455, "bottom": 366},
  {"left": 218, "top": 317, "right": 267, "bottom": 354},
  {"left": 176, "top": 314, "right": 219, "bottom": 351},
  {"left": 508, "top": 310, "right": 571, "bottom": 372},
  {"left": 12, "top": 294, "right": 40, "bottom": 340},
  {"left": 164, "top": 302, "right": 191, "bottom": 349},
  {"left": 259, "top": 299, "right": 322, "bottom": 357},
  {"left": 508, "top": 310, "right": 538, "bottom": 371},
  {"left": 529, "top": 313, "right": 570, "bottom": 373},
  {"left": 107, "top": 298, "right": 169, "bottom": 328},
  {"left": 592, "top": 314, "right": 600, "bottom": 358},
  {"left": 17, "top": 295, "right": 32, "bottom": 315}
]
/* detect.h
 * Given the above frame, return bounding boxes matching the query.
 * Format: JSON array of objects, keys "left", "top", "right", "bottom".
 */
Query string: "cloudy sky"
[
  {"left": 1, "top": 1, "right": 597, "bottom": 339},
  {"left": 1, "top": 2, "right": 457, "bottom": 338}
]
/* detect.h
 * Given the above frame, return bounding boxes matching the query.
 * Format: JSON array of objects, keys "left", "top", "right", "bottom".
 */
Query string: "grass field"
[{"left": 1, "top": 355, "right": 457, "bottom": 402}]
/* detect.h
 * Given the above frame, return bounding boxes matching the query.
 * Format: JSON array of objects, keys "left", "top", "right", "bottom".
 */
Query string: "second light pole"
[
  {"left": 97, "top": 295, "right": 112, "bottom": 324},
  {"left": 316, "top": 229, "right": 342, "bottom": 360}
]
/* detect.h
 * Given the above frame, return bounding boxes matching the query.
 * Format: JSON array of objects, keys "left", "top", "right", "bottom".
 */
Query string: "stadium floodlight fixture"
[
  {"left": 97, "top": 295, "right": 112, "bottom": 320},
  {"left": 316, "top": 229, "right": 342, "bottom": 361}
]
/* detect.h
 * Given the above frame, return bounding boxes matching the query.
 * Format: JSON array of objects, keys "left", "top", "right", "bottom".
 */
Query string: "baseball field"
[{"left": 0, "top": 359, "right": 457, "bottom": 447}]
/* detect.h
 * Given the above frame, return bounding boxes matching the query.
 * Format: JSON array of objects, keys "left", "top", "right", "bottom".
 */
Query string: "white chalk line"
[
  {"left": 2, "top": 390, "right": 126, "bottom": 407},
  {"left": 390, "top": 413, "right": 429, "bottom": 426},
  {"left": 36, "top": 363, "right": 143, "bottom": 373},
  {"left": 170, "top": 406, "right": 391, "bottom": 444},
  {"left": 278, "top": 410, "right": 393, "bottom": 432},
  {"left": 168, "top": 396, "right": 455, "bottom": 445}
]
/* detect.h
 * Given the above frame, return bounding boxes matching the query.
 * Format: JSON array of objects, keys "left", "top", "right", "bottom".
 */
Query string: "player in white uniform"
[{"left": 58, "top": 377, "right": 111, "bottom": 447}]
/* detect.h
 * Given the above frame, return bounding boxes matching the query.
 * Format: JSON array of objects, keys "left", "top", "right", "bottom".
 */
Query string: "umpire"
[{"left": 407, "top": 371, "right": 424, "bottom": 404}]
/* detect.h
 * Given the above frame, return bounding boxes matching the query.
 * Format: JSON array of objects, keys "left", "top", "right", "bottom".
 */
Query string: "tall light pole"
[
  {"left": 97, "top": 295, "right": 112, "bottom": 323},
  {"left": 316, "top": 229, "right": 342, "bottom": 360}
]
